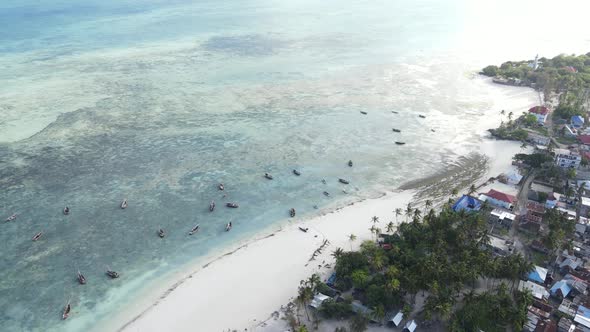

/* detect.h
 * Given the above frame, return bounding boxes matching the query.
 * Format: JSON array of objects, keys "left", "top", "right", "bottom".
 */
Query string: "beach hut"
[
  {"left": 388, "top": 311, "right": 404, "bottom": 327},
  {"left": 309, "top": 293, "right": 331, "bottom": 309},
  {"left": 451, "top": 195, "right": 481, "bottom": 213},
  {"left": 527, "top": 265, "right": 548, "bottom": 285},
  {"left": 403, "top": 320, "right": 417, "bottom": 332}
]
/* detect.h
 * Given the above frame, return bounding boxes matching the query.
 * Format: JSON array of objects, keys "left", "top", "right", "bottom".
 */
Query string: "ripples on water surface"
[{"left": 3, "top": 0, "right": 587, "bottom": 330}]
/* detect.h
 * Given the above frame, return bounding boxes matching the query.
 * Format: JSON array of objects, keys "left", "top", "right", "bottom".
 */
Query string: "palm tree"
[
  {"left": 386, "top": 221, "right": 395, "bottom": 233},
  {"left": 371, "top": 216, "right": 379, "bottom": 225},
  {"left": 348, "top": 234, "right": 356, "bottom": 251},
  {"left": 413, "top": 208, "right": 422, "bottom": 222},
  {"left": 332, "top": 247, "right": 344, "bottom": 260},
  {"left": 425, "top": 199, "right": 432, "bottom": 210},
  {"left": 405, "top": 203, "right": 413, "bottom": 222},
  {"left": 520, "top": 141, "right": 528, "bottom": 150},
  {"left": 508, "top": 111, "right": 514, "bottom": 121},
  {"left": 371, "top": 304, "right": 386, "bottom": 324},
  {"left": 468, "top": 184, "right": 476, "bottom": 195},
  {"left": 394, "top": 208, "right": 402, "bottom": 223},
  {"left": 500, "top": 110, "right": 506, "bottom": 117},
  {"left": 451, "top": 188, "right": 459, "bottom": 197},
  {"left": 297, "top": 281, "right": 313, "bottom": 320}
]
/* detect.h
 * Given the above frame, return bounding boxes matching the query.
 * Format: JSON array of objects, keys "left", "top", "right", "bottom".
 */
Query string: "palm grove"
[{"left": 291, "top": 202, "right": 575, "bottom": 332}]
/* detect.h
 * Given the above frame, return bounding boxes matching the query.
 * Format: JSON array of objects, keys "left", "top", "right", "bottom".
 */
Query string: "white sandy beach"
[{"left": 113, "top": 131, "right": 526, "bottom": 332}]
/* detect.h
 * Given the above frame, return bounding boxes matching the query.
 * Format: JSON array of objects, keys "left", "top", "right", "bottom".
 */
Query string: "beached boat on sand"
[
  {"left": 299, "top": 227, "right": 309, "bottom": 233},
  {"left": 392, "top": 128, "right": 401, "bottom": 133},
  {"left": 419, "top": 114, "right": 426, "bottom": 118}
]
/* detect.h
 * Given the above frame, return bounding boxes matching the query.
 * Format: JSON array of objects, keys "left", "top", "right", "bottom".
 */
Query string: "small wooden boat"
[
  {"left": 348, "top": 160, "right": 353, "bottom": 167},
  {"left": 158, "top": 228, "right": 165, "bottom": 238},
  {"left": 188, "top": 225, "right": 200, "bottom": 235},
  {"left": 120, "top": 199, "right": 128, "bottom": 209},
  {"left": 289, "top": 208, "right": 296, "bottom": 218},
  {"left": 391, "top": 111, "right": 399, "bottom": 114},
  {"left": 339, "top": 178, "right": 350, "bottom": 184},
  {"left": 106, "top": 269, "right": 120, "bottom": 279},
  {"left": 293, "top": 169, "right": 301, "bottom": 176},
  {"left": 5, "top": 214, "right": 17, "bottom": 222},
  {"left": 418, "top": 114, "right": 426, "bottom": 118},
  {"left": 431, "top": 129, "right": 436, "bottom": 132},
  {"left": 226, "top": 202, "right": 239, "bottom": 208},
  {"left": 323, "top": 191, "right": 330, "bottom": 197},
  {"left": 63, "top": 206, "right": 70, "bottom": 215},
  {"left": 299, "top": 227, "right": 309, "bottom": 233},
  {"left": 395, "top": 141, "right": 406, "bottom": 145},
  {"left": 77, "top": 270, "right": 87, "bottom": 285},
  {"left": 321, "top": 179, "right": 326, "bottom": 184},
  {"left": 360, "top": 111, "right": 367, "bottom": 115},
  {"left": 32, "top": 232, "right": 42, "bottom": 241},
  {"left": 392, "top": 128, "right": 401, "bottom": 133},
  {"left": 209, "top": 201, "right": 216, "bottom": 212},
  {"left": 264, "top": 173, "right": 273, "bottom": 180},
  {"left": 225, "top": 222, "right": 232, "bottom": 232},
  {"left": 218, "top": 183, "right": 224, "bottom": 191},
  {"left": 62, "top": 301, "right": 71, "bottom": 320}
]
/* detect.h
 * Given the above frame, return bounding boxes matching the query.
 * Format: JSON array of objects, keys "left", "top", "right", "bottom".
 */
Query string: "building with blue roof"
[
  {"left": 551, "top": 280, "right": 573, "bottom": 299},
  {"left": 572, "top": 115, "right": 585, "bottom": 128},
  {"left": 528, "top": 265, "right": 548, "bottom": 284},
  {"left": 452, "top": 195, "right": 481, "bottom": 213}
]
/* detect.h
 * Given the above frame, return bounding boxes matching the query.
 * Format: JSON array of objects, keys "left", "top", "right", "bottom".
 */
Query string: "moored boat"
[
  {"left": 106, "top": 269, "right": 120, "bottom": 279},
  {"left": 293, "top": 169, "right": 301, "bottom": 176},
  {"left": 419, "top": 114, "right": 426, "bottom": 118},
  {"left": 5, "top": 214, "right": 17, "bottom": 222},
  {"left": 323, "top": 191, "right": 330, "bottom": 197},
  {"left": 392, "top": 128, "right": 401, "bottom": 133},
  {"left": 188, "top": 225, "right": 200, "bottom": 235},
  {"left": 120, "top": 199, "right": 128, "bottom": 209},
  {"left": 360, "top": 111, "right": 367, "bottom": 115},
  {"left": 32, "top": 232, "right": 42, "bottom": 241},
  {"left": 289, "top": 208, "right": 296, "bottom": 218},
  {"left": 225, "top": 222, "right": 232, "bottom": 232},
  {"left": 158, "top": 228, "right": 165, "bottom": 238},
  {"left": 63, "top": 206, "right": 70, "bottom": 215},
  {"left": 348, "top": 160, "right": 353, "bottom": 167},
  {"left": 339, "top": 178, "right": 350, "bottom": 184},
  {"left": 77, "top": 270, "right": 86, "bottom": 285},
  {"left": 392, "top": 111, "right": 399, "bottom": 114},
  {"left": 209, "top": 201, "right": 215, "bottom": 212},
  {"left": 395, "top": 141, "right": 406, "bottom": 145},
  {"left": 264, "top": 173, "right": 273, "bottom": 180},
  {"left": 218, "top": 183, "right": 225, "bottom": 191},
  {"left": 62, "top": 301, "right": 71, "bottom": 320},
  {"left": 226, "top": 202, "right": 239, "bottom": 208}
]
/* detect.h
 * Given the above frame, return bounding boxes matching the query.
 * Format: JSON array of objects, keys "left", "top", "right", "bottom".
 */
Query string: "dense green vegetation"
[
  {"left": 324, "top": 207, "right": 534, "bottom": 329},
  {"left": 489, "top": 126, "right": 528, "bottom": 141},
  {"left": 513, "top": 152, "right": 554, "bottom": 168},
  {"left": 449, "top": 285, "right": 532, "bottom": 332},
  {"left": 543, "top": 207, "right": 576, "bottom": 251},
  {"left": 482, "top": 53, "right": 590, "bottom": 117}
]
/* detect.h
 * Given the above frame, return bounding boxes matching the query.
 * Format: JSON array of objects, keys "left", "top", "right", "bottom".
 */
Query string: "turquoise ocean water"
[{"left": 1, "top": 0, "right": 589, "bottom": 331}]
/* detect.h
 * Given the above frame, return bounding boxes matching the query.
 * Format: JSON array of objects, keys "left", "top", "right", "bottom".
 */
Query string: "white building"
[
  {"left": 528, "top": 106, "right": 550, "bottom": 124},
  {"left": 555, "top": 150, "right": 581, "bottom": 169},
  {"left": 479, "top": 189, "right": 516, "bottom": 210}
]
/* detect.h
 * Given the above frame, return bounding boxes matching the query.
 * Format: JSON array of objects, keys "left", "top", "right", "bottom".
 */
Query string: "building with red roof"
[
  {"left": 528, "top": 106, "right": 550, "bottom": 124},
  {"left": 479, "top": 189, "right": 516, "bottom": 210},
  {"left": 579, "top": 135, "right": 590, "bottom": 146}
]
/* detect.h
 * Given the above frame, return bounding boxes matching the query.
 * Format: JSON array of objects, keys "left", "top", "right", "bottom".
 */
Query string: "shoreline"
[{"left": 113, "top": 136, "right": 525, "bottom": 332}]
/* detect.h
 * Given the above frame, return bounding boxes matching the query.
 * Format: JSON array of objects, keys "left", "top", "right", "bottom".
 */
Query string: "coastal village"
[{"left": 278, "top": 54, "right": 590, "bottom": 332}]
